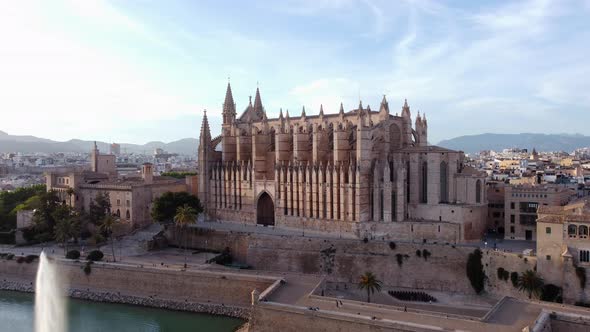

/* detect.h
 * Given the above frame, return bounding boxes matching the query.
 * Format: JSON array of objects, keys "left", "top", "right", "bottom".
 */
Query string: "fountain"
[{"left": 35, "top": 252, "right": 67, "bottom": 332}]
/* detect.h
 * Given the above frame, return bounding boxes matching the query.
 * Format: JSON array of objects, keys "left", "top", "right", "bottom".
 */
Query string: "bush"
[
  {"left": 422, "top": 249, "right": 431, "bottom": 261},
  {"left": 16, "top": 256, "right": 25, "bottom": 263},
  {"left": 83, "top": 261, "right": 93, "bottom": 275},
  {"left": 576, "top": 267, "right": 586, "bottom": 289},
  {"left": 6, "top": 253, "right": 14, "bottom": 260},
  {"left": 511, "top": 272, "right": 519, "bottom": 287},
  {"left": 497, "top": 267, "right": 505, "bottom": 279},
  {"left": 541, "top": 284, "right": 562, "bottom": 303},
  {"left": 466, "top": 249, "right": 485, "bottom": 294},
  {"left": 24, "top": 255, "right": 38, "bottom": 263},
  {"left": 502, "top": 269, "right": 509, "bottom": 281},
  {"left": 86, "top": 250, "right": 104, "bottom": 262},
  {"left": 416, "top": 250, "right": 422, "bottom": 257},
  {"left": 389, "top": 242, "right": 396, "bottom": 250},
  {"left": 66, "top": 250, "right": 81, "bottom": 260},
  {"left": 363, "top": 237, "right": 368, "bottom": 244}
]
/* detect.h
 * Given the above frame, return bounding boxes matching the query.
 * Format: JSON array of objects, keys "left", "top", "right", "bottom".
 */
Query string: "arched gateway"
[{"left": 256, "top": 192, "right": 275, "bottom": 226}]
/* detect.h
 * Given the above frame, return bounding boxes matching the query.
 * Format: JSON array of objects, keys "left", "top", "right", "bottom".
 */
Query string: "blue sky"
[{"left": 1, "top": 0, "right": 589, "bottom": 144}]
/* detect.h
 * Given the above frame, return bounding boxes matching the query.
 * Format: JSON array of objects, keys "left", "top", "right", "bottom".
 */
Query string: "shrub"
[
  {"left": 24, "top": 255, "right": 38, "bottom": 263},
  {"left": 83, "top": 261, "right": 92, "bottom": 275},
  {"left": 16, "top": 256, "right": 25, "bottom": 263},
  {"left": 363, "top": 237, "right": 368, "bottom": 244},
  {"left": 6, "top": 253, "right": 14, "bottom": 260},
  {"left": 389, "top": 242, "right": 396, "bottom": 250},
  {"left": 576, "top": 267, "right": 586, "bottom": 289},
  {"left": 497, "top": 267, "right": 505, "bottom": 279},
  {"left": 66, "top": 250, "right": 80, "bottom": 260},
  {"left": 416, "top": 250, "right": 422, "bottom": 257},
  {"left": 502, "top": 269, "right": 509, "bottom": 281},
  {"left": 86, "top": 250, "right": 104, "bottom": 262},
  {"left": 541, "top": 284, "right": 562, "bottom": 303},
  {"left": 466, "top": 249, "right": 485, "bottom": 294},
  {"left": 511, "top": 272, "right": 519, "bottom": 287},
  {"left": 422, "top": 249, "right": 431, "bottom": 261}
]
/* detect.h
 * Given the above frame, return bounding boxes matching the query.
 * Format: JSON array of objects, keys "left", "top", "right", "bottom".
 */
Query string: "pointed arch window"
[
  {"left": 440, "top": 161, "right": 448, "bottom": 203},
  {"left": 420, "top": 161, "right": 428, "bottom": 204},
  {"left": 475, "top": 179, "right": 482, "bottom": 203}
]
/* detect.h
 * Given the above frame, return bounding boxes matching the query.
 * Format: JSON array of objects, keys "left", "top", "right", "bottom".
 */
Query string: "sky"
[{"left": 1, "top": 0, "right": 589, "bottom": 145}]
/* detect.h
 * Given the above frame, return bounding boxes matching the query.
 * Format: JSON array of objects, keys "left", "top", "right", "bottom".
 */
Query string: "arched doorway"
[{"left": 256, "top": 192, "right": 275, "bottom": 226}]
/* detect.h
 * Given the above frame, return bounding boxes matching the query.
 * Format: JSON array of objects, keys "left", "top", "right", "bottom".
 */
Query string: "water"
[
  {"left": 35, "top": 252, "right": 67, "bottom": 332},
  {"left": 0, "top": 291, "right": 244, "bottom": 332}
]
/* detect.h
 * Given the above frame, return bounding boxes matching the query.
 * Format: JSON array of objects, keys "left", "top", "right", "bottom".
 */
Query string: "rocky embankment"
[{"left": 0, "top": 279, "right": 249, "bottom": 319}]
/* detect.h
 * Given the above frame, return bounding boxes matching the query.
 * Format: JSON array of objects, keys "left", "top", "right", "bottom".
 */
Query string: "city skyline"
[{"left": 1, "top": 0, "right": 589, "bottom": 144}]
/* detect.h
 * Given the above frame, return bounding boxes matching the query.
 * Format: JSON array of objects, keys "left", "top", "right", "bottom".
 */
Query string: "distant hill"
[
  {"left": 437, "top": 133, "right": 590, "bottom": 154},
  {"left": 0, "top": 131, "right": 198, "bottom": 155}
]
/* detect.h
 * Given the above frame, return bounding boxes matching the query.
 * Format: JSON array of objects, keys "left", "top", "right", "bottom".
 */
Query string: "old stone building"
[
  {"left": 46, "top": 143, "right": 187, "bottom": 230},
  {"left": 198, "top": 84, "right": 488, "bottom": 242}
]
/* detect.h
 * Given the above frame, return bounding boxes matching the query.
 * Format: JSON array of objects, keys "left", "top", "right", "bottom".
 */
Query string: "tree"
[
  {"left": 358, "top": 272, "right": 382, "bottom": 303},
  {"left": 174, "top": 204, "right": 198, "bottom": 268},
  {"left": 66, "top": 187, "right": 75, "bottom": 207},
  {"left": 466, "top": 249, "right": 485, "bottom": 294},
  {"left": 54, "top": 214, "right": 80, "bottom": 255},
  {"left": 152, "top": 192, "right": 202, "bottom": 224},
  {"left": 100, "top": 215, "right": 117, "bottom": 262},
  {"left": 517, "top": 270, "right": 544, "bottom": 299},
  {"left": 88, "top": 192, "right": 111, "bottom": 225}
]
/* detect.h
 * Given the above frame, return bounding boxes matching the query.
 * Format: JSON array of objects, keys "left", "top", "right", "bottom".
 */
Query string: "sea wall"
[
  {"left": 249, "top": 302, "right": 437, "bottom": 332},
  {"left": 0, "top": 258, "right": 275, "bottom": 312}
]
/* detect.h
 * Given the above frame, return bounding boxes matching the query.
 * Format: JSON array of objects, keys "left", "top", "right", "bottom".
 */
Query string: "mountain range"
[
  {"left": 437, "top": 133, "right": 590, "bottom": 154},
  {"left": 1, "top": 130, "right": 589, "bottom": 155},
  {"left": 0, "top": 130, "right": 198, "bottom": 155}
]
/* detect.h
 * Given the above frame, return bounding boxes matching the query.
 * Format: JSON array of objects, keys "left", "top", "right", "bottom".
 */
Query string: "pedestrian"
[
  {"left": 404, "top": 306, "right": 407, "bottom": 312},
  {"left": 336, "top": 300, "right": 339, "bottom": 308}
]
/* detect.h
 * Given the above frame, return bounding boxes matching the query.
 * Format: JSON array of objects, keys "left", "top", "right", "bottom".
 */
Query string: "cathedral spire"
[
  {"left": 339, "top": 102, "right": 345, "bottom": 116},
  {"left": 301, "top": 106, "right": 306, "bottom": 121},
  {"left": 402, "top": 98, "right": 411, "bottom": 118},
  {"left": 319, "top": 104, "right": 324, "bottom": 117},
  {"left": 279, "top": 108, "right": 284, "bottom": 120},
  {"left": 379, "top": 94, "right": 389, "bottom": 115},
  {"left": 199, "top": 110, "right": 211, "bottom": 142},
  {"left": 253, "top": 87, "right": 263, "bottom": 113},
  {"left": 222, "top": 82, "right": 236, "bottom": 124}
]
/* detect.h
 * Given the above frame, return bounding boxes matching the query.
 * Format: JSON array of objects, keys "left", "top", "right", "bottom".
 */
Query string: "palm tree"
[
  {"left": 66, "top": 187, "right": 75, "bottom": 207},
  {"left": 358, "top": 272, "right": 382, "bottom": 303},
  {"left": 100, "top": 215, "right": 117, "bottom": 262},
  {"left": 517, "top": 270, "right": 544, "bottom": 299},
  {"left": 54, "top": 216, "right": 80, "bottom": 255},
  {"left": 174, "top": 204, "right": 197, "bottom": 268}
]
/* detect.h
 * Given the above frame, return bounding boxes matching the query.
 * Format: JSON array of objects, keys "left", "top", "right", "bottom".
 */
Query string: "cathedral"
[{"left": 198, "top": 84, "right": 488, "bottom": 242}]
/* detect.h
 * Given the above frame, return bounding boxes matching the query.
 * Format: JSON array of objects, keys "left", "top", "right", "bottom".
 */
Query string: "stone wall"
[
  {"left": 169, "top": 227, "right": 485, "bottom": 294},
  {"left": 0, "top": 258, "right": 274, "bottom": 308},
  {"left": 249, "top": 302, "right": 436, "bottom": 332},
  {"left": 482, "top": 250, "right": 538, "bottom": 299}
]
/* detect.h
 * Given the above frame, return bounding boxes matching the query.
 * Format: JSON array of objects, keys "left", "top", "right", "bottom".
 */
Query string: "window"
[
  {"left": 520, "top": 214, "right": 536, "bottom": 226},
  {"left": 546, "top": 255, "right": 551, "bottom": 260},
  {"left": 510, "top": 226, "right": 515, "bottom": 233},
  {"left": 440, "top": 161, "right": 448, "bottom": 203},
  {"left": 126, "top": 210, "right": 130, "bottom": 219},
  {"left": 580, "top": 250, "right": 590, "bottom": 263},
  {"left": 492, "top": 212, "right": 501, "bottom": 218},
  {"left": 520, "top": 202, "right": 539, "bottom": 213},
  {"left": 546, "top": 227, "right": 551, "bottom": 234},
  {"left": 420, "top": 161, "right": 428, "bottom": 204},
  {"left": 568, "top": 224, "right": 578, "bottom": 237},
  {"left": 511, "top": 202, "right": 515, "bottom": 209},
  {"left": 475, "top": 180, "right": 482, "bottom": 203},
  {"left": 117, "top": 199, "right": 121, "bottom": 206},
  {"left": 580, "top": 225, "right": 589, "bottom": 238},
  {"left": 126, "top": 200, "right": 130, "bottom": 207},
  {"left": 510, "top": 215, "right": 515, "bottom": 223}
]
